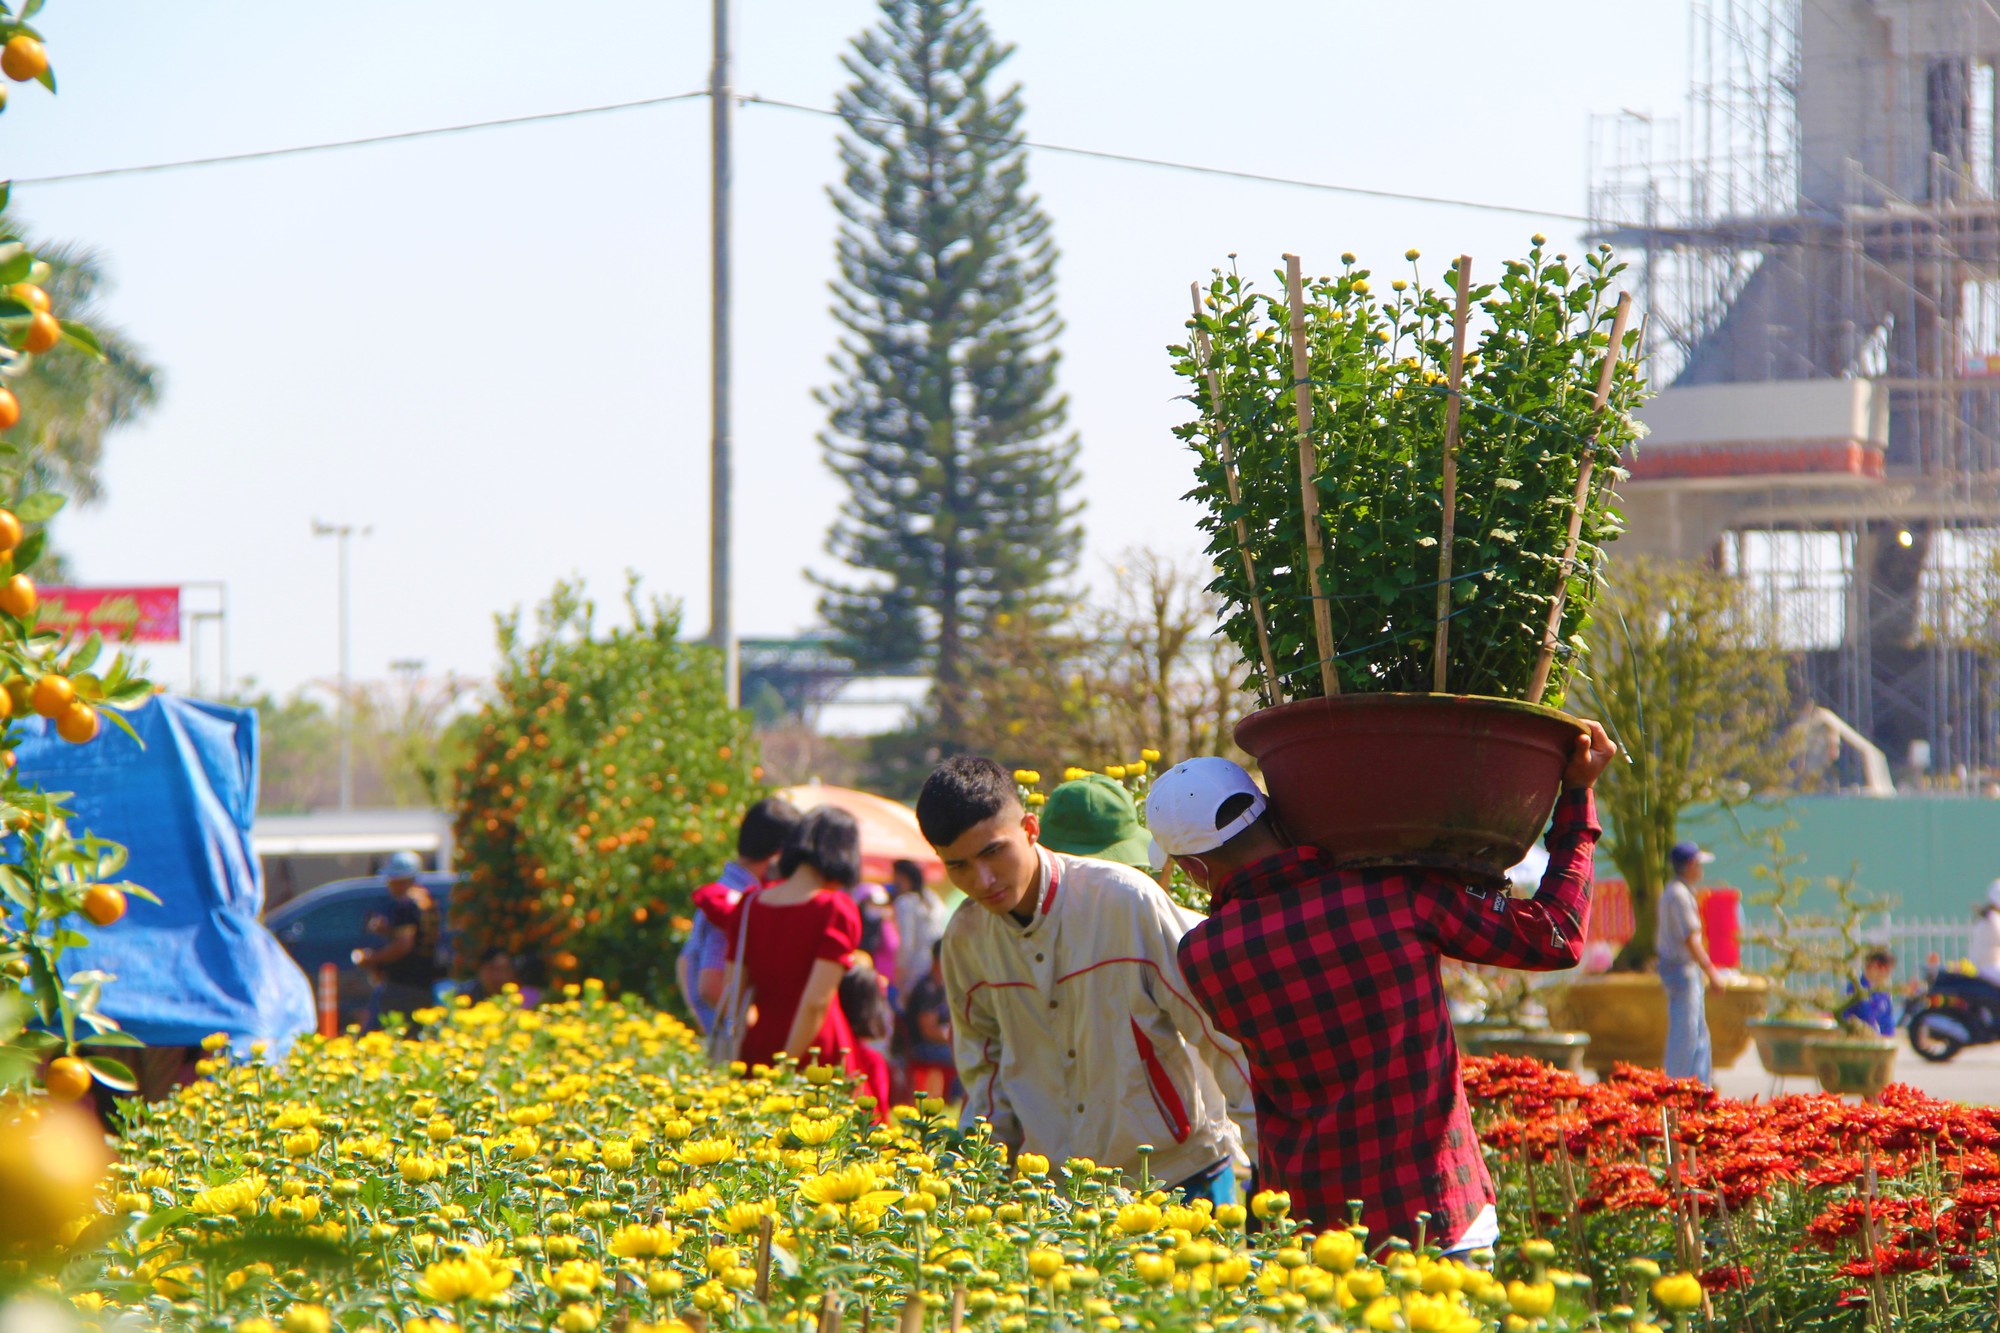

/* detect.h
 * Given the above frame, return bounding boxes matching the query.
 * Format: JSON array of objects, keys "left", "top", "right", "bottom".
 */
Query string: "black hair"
[
  {"left": 738, "top": 795, "right": 804, "bottom": 861},
  {"left": 1214, "top": 792, "right": 1257, "bottom": 828},
  {"left": 478, "top": 946, "right": 511, "bottom": 966},
  {"left": 1211, "top": 790, "right": 1273, "bottom": 852},
  {"left": 916, "top": 755, "right": 1019, "bottom": 848},
  {"left": 777, "top": 806, "right": 863, "bottom": 888},
  {"left": 1864, "top": 948, "right": 1896, "bottom": 969},
  {"left": 891, "top": 858, "right": 926, "bottom": 893},
  {"left": 838, "top": 960, "right": 893, "bottom": 1041}
]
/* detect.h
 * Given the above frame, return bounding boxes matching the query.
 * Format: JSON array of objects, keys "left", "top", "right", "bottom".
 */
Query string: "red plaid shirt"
[{"left": 1176, "top": 788, "right": 1598, "bottom": 1247}]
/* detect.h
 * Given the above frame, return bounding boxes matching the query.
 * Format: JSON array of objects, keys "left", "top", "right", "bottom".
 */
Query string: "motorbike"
[{"left": 1907, "top": 970, "right": 2000, "bottom": 1062}]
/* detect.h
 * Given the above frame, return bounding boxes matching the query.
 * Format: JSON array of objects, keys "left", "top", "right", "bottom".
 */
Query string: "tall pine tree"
[{"left": 817, "top": 0, "right": 1081, "bottom": 740}]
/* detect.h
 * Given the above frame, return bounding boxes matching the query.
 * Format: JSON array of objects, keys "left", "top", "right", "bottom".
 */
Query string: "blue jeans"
[
  {"left": 1661, "top": 964, "right": 1712, "bottom": 1085},
  {"left": 1175, "top": 1159, "right": 1239, "bottom": 1208}
]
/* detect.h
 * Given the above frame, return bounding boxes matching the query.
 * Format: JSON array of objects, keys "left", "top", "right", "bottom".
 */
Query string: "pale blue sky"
[{"left": 13, "top": 1, "right": 1688, "bottom": 697}]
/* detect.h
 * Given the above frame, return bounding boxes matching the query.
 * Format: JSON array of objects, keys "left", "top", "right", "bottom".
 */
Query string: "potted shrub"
[
  {"left": 1792, "top": 864, "right": 1900, "bottom": 1098},
  {"left": 1550, "top": 560, "right": 1793, "bottom": 1066},
  {"left": 1742, "top": 828, "right": 1841, "bottom": 1077},
  {"left": 1444, "top": 962, "right": 1519, "bottom": 1056},
  {"left": 1175, "top": 242, "right": 1646, "bottom": 879},
  {"left": 1476, "top": 972, "right": 1590, "bottom": 1072}
]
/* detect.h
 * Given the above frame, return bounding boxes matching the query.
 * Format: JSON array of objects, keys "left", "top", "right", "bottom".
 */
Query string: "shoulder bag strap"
[{"left": 708, "top": 890, "right": 756, "bottom": 1062}]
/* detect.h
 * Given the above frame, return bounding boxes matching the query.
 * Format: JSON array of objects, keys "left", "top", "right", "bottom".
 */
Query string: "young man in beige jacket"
[{"left": 916, "top": 756, "right": 1254, "bottom": 1203}]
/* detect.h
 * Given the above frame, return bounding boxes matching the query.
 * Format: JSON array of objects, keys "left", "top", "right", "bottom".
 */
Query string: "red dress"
[{"left": 712, "top": 887, "right": 863, "bottom": 1074}]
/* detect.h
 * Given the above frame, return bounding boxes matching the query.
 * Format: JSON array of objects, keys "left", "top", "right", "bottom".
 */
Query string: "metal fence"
[{"left": 1738, "top": 915, "right": 1975, "bottom": 993}]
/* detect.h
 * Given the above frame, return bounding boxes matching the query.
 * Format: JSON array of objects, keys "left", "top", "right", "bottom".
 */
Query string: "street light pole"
[
  {"left": 709, "top": 0, "right": 739, "bottom": 708},
  {"left": 313, "top": 520, "right": 370, "bottom": 810}
]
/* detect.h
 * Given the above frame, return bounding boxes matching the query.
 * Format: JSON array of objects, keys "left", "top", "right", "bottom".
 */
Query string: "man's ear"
[{"left": 1021, "top": 810, "right": 1040, "bottom": 843}]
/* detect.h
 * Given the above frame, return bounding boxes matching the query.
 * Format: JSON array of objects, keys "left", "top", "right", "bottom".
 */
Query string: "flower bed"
[
  {"left": 41, "top": 993, "right": 1724, "bottom": 1333},
  {"left": 1468, "top": 1055, "right": 2000, "bottom": 1329}
]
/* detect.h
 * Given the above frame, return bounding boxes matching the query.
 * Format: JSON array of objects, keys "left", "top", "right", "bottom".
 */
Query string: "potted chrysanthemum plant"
[{"left": 1173, "top": 240, "right": 1647, "bottom": 879}]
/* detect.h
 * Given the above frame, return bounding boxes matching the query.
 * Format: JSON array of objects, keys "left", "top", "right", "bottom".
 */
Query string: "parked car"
[{"left": 264, "top": 872, "right": 461, "bottom": 1029}]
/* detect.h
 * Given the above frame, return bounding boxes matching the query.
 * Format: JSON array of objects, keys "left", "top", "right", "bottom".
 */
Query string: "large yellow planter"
[
  {"left": 1708, "top": 974, "right": 1770, "bottom": 1069},
  {"left": 1549, "top": 973, "right": 1767, "bottom": 1076}
]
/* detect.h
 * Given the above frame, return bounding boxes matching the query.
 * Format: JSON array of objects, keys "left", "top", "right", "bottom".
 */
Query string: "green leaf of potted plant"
[{"left": 1174, "top": 242, "right": 1648, "bottom": 878}]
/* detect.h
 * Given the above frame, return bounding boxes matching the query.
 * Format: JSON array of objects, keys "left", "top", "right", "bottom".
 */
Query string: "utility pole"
[
  {"left": 313, "top": 520, "right": 370, "bottom": 811},
  {"left": 709, "top": 0, "right": 739, "bottom": 708}
]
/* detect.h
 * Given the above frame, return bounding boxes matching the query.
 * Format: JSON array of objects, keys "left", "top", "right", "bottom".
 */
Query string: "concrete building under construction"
[{"left": 1592, "top": 0, "right": 2000, "bottom": 782}]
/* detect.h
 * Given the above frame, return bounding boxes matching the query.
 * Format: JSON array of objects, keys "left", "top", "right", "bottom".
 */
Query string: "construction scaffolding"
[{"left": 1590, "top": 0, "right": 2000, "bottom": 783}]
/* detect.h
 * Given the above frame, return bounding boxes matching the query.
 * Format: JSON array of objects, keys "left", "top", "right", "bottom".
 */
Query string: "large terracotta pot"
[
  {"left": 1548, "top": 974, "right": 1665, "bottom": 1075},
  {"left": 1749, "top": 1016, "right": 1840, "bottom": 1078},
  {"left": 1708, "top": 975, "right": 1769, "bottom": 1069},
  {"left": 1805, "top": 1035, "right": 1898, "bottom": 1099},
  {"left": 1548, "top": 973, "right": 1767, "bottom": 1075},
  {"left": 1234, "top": 694, "right": 1583, "bottom": 882}
]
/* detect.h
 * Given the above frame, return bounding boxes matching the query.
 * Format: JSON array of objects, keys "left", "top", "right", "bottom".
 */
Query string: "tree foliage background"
[
  {"left": 817, "top": 0, "right": 1081, "bottom": 739},
  {"left": 449, "top": 579, "right": 761, "bottom": 999},
  {"left": 1576, "top": 557, "right": 1799, "bottom": 969},
  {"left": 947, "top": 548, "right": 1245, "bottom": 774},
  {"left": 242, "top": 665, "right": 477, "bottom": 813},
  {"left": 0, "top": 215, "right": 158, "bottom": 565}
]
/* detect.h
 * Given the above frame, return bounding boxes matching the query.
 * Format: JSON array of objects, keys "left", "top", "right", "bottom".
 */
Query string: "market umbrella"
[{"left": 779, "top": 783, "right": 944, "bottom": 886}]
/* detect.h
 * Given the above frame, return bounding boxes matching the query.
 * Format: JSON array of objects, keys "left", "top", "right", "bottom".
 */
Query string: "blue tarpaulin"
[{"left": 14, "top": 696, "right": 314, "bottom": 1050}]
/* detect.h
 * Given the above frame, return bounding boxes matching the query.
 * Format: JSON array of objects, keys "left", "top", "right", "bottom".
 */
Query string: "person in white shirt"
[
  {"left": 1973, "top": 880, "right": 2000, "bottom": 988},
  {"left": 1656, "top": 840, "right": 1725, "bottom": 1085},
  {"left": 890, "top": 858, "right": 951, "bottom": 999},
  {"left": 916, "top": 755, "right": 1254, "bottom": 1204}
]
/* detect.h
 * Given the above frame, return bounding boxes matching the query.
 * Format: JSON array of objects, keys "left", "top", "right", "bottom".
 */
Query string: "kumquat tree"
[
  {"left": 0, "top": 1, "right": 156, "bottom": 1105},
  {"left": 450, "top": 578, "right": 760, "bottom": 1001}
]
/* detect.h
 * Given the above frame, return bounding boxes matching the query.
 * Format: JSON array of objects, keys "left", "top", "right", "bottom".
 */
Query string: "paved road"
[{"left": 1709, "top": 1035, "right": 2000, "bottom": 1104}]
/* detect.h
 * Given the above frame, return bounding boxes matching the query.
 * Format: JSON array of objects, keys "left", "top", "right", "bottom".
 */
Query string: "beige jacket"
[{"left": 940, "top": 847, "right": 1256, "bottom": 1189}]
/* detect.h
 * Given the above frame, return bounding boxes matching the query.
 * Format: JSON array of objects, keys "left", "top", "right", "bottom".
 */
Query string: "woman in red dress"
[{"left": 711, "top": 806, "right": 866, "bottom": 1076}]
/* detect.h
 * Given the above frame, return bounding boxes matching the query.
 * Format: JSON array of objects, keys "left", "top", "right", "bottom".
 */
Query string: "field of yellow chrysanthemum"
[{"left": 27, "top": 985, "right": 1700, "bottom": 1333}]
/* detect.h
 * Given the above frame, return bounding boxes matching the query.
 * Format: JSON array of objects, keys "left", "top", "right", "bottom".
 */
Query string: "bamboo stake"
[
  {"left": 1433, "top": 255, "right": 1474, "bottom": 693},
  {"left": 818, "top": 1294, "right": 844, "bottom": 1333},
  {"left": 948, "top": 1286, "right": 966, "bottom": 1333},
  {"left": 1525, "top": 291, "right": 1634, "bottom": 705},
  {"left": 897, "top": 1295, "right": 926, "bottom": 1333},
  {"left": 755, "top": 1214, "right": 774, "bottom": 1302},
  {"left": 1283, "top": 254, "right": 1339, "bottom": 697},
  {"left": 1192, "top": 282, "right": 1282, "bottom": 705}
]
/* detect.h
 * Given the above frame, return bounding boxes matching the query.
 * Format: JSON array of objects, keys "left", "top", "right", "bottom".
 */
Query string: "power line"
[
  {"left": 9, "top": 84, "right": 1592, "bottom": 225},
  {"left": 739, "top": 93, "right": 1594, "bottom": 225},
  {"left": 11, "top": 90, "right": 711, "bottom": 186}
]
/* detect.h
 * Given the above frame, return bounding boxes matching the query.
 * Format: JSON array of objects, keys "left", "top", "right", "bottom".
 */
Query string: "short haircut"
[
  {"left": 1864, "top": 948, "right": 1896, "bottom": 969},
  {"left": 778, "top": 806, "right": 863, "bottom": 888},
  {"left": 891, "top": 858, "right": 925, "bottom": 891},
  {"left": 738, "top": 795, "right": 803, "bottom": 861},
  {"left": 916, "top": 756, "right": 1019, "bottom": 848}
]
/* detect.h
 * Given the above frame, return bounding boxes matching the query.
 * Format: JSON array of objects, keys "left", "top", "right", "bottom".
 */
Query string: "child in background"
[
  {"left": 1839, "top": 948, "right": 1897, "bottom": 1036},
  {"left": 901, "top": 941, "right": 956, "bottom": 1099},
  {"left": 837, "top": 959, "right": 895, "bottom": 1115},
  {"left": 853, "top": 883, "right": 902, "bottom": 980}
]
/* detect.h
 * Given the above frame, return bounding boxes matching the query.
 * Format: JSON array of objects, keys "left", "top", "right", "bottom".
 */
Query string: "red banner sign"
[{"left": 39, "top": 586, "right": 181, "bottom": 643}]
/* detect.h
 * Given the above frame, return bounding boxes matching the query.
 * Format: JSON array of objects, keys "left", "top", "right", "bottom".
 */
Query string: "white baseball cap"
[
  {"left": 1145, "top": 758, "right": 1269, "bottom": 858},
  {"left": 1986, "top": 878, "right": 2000, "bottom": 911}
]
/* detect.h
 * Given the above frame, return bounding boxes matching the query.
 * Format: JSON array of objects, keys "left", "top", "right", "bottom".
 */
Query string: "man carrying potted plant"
[
  {"left": 915, "top": 756, "right": 1255, "bottom": 1205},
  {"left": 1156, "top": 722, "right": 1616, "bottom": 1252},
  {"left": 1658, "top": 840, "right": 1726, "bottom": 1085}
]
